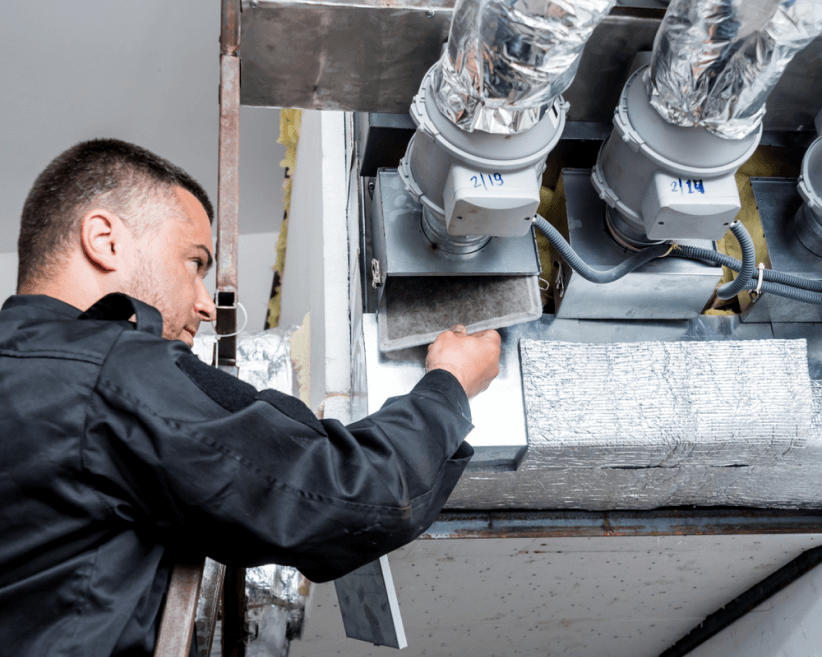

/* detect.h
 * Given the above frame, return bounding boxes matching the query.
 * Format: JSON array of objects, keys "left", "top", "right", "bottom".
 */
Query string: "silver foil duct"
[
  {"left": 645, "top": 0, "right": 822, "bottom": 139},
  {"left": 432, "top": 0, "right": 616, "bottom": 134},
  {"left": 246, "top": 565, "right": 309, "bottom": 656},
  {"left": 192, "top": 327, "right": 294, "bottom": 394}
]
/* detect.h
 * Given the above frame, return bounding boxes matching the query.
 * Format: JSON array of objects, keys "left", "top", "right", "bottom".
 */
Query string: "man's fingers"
[
  {"left": 471, "top": 329, "right": 502, "bottom": 343},
  {"left": 450, "top": 324, "right": 467, "bottom": 335}
]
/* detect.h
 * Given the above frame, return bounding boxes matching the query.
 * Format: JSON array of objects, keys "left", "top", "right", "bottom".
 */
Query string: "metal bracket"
[{"left": 371, "top": 259, "right": 382, "bottom": 289}]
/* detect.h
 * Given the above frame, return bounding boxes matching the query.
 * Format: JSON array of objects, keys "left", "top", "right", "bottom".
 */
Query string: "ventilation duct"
[
  {"left": 591, "top": 0, "right": 822, "bottom": 247},
  {"left": 645, "top": 0, "right": 822, "bottom": 140},
  {"left": 431, "top": 0, "right": 617, "bottom": 135},
  {"left": 400, "top": 0, "right": 614, "bottom": 244}
]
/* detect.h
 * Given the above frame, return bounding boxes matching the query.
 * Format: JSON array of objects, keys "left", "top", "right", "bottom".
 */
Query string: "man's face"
[{"left": 123, "top": 187, "right": 216, "bottom": 347}]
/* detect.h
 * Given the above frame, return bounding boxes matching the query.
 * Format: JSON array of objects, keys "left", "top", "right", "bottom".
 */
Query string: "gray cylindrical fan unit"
[
  {"left": 591, "top": 66, "right": 761, "bottom": 249},
  {"left": 794, "top": 137, "right": 822, "bottom": 257},
  {"left": 399, "top": 0, "right": 615, "bottom": 253},
  {"left": 593, "top": 0, "right": 822, "bottom": 250},
  {"left": 399, "top": 69, "right": 566, "bottom": 251}
]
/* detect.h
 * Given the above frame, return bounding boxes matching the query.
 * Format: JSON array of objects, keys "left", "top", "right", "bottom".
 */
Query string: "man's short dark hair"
[{"left": 18, "top": 138, "right": 214, "bottom": 291}]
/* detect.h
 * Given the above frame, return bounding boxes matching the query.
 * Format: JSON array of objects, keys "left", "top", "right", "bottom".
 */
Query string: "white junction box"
[
  {"left": 642, "top": 170, "right": 741, "bottom": 241},
  {"left": 443, "top": 163, "right": 540, "bottom": 237}
]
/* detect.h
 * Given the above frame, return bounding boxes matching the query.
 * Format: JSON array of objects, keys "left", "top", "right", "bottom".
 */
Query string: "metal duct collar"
[
  {"left": 645, "top": 0, "right": 822, "bottom": 140},
  {"left": 431, "top": 0, "right": 615, "bottom": 135}
]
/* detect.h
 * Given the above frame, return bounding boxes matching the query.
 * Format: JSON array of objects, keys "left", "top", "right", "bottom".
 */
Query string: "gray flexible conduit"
[
  {"left": 533, "top": 214, "right": 822, "bottom": 305},
  {"left": 671, "top": 245, "right": 822, "bottom": 293},
  {"left": 714, "top": 221, "right": 755, "bottom": 300},
  {"left": 532, "top": 215, "right": 671, "bottom": 284}
]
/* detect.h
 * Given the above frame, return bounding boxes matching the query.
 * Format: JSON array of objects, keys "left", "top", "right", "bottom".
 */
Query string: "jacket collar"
[{"left": 1, "top": 293, "right": 164, "bottom": 337}]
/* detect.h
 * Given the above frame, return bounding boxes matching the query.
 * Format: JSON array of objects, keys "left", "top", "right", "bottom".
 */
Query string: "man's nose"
[{"left": 195, "top": 279, "right": 217, "bottom": 322}]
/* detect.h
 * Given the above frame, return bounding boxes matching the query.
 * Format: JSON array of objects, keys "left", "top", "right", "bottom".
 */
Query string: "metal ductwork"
[
  {"left": 431, "top": 0, "right": 616, "bottom": 135},
  {"left": 645, "top": 0, "right": 822, "bottom": 140},
  {"left": 400, "top": 0, "right": 614, "bottom": 244},
  {"left": 592, "top": 0, "right": 822, "bottom": 250}
]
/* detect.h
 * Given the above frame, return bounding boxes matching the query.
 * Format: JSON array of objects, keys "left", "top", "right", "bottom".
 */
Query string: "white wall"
[
  {"left": 280, "top": 111, "right": 350, "bottom": 413},
  {"left": 0, "top": 1, "right": 285, "bottom": 316}
]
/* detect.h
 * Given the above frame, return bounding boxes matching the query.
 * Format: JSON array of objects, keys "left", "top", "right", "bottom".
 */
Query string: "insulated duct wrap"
[
  {"left": 445, "top": 341, "right": 822, "bottom": 510},
  {"left": 519, "top": 339, "right": 814, "bottom": 468},
  {"left": 645, "top": 0, "right": 822, "bottom": 139},
  {"left": 432, "top": 0, "right": 616, "bottom": 134}
]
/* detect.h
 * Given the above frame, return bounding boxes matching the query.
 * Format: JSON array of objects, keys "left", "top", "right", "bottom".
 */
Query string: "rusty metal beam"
[
  {"left": 216, "top": 52, "right": 240, "bottom": 366},
  {"left": 222, "top": 566, "right": 247, "bottom": 657},
  {"left": 423, "top": 509, "right": 822, "bottom": 540},
  {"left": 154, "top": 560, "right": 205, "bottom": 657},
  {"left": 195, "top": 559, "right": 226, "bottom": 657},
  {"left": 221, "top": 0, "right": 241, "bottom": 55}
]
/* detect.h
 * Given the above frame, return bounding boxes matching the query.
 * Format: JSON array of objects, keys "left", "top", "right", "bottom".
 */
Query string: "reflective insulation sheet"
[
  {"left": 192, "top": 328, "right": 294, "bottom": 393},
  {"left": 645, "top": 0, "right": 822, "bottom": 139},
  {"left": 246, "top": 565, "right": 309, "bottom": 656},
  {"left": 519, "top": 339, "right": 814, "bottom": 468},
  {"left": 446, "top": 340, "right": 822, "bottom": 511},
  {"left": 432, "top": 0, "right": 616, "bottom": 134}
]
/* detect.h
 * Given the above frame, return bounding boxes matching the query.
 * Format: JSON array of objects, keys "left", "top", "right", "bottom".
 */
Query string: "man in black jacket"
[{"left": 0, "top": 139, "right": 500, "bottom": 656}]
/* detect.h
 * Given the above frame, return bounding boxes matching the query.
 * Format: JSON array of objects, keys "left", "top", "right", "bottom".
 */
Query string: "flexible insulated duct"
[
  {"left": 645, "top": 0, "right": 822, "bottom": 139},
  {"left": 431, "top": 0, "right": 616, "bottom": 134}
]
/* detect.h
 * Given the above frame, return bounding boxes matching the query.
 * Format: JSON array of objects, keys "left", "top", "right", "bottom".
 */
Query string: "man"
[{"left": 0, "top": 139, "right": 501, "bottom": 656}]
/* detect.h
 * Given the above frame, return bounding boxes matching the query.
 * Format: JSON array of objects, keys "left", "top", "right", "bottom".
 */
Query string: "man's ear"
[{"left": 80, "top": 209, "right": 128, "bottom": 273}]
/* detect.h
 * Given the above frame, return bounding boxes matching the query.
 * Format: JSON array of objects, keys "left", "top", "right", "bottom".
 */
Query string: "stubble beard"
[{"left": 121, "top": 251, "right": 179, "bottom": 342}]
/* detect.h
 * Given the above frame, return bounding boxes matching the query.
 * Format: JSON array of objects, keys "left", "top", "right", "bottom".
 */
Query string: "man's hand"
[{"left": 426, "top": 325, "right": 501, "bottom": 399}]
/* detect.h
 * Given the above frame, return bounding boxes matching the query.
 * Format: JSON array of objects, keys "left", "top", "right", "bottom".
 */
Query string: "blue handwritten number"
[
  {"left": 471, "top": 176, "right": 480, "bottom": 188},
  {"left": 686, "top": 180, "right": 692, "bottom": 194},
  {"left": 494, "top": 173, "right": 504, "bottom": 186},
  {"left": 671, "top": 181, "right": 678, "bottom": 192},
  {"left": 694, "top": 179, "right": 705, "bottom": 194}
]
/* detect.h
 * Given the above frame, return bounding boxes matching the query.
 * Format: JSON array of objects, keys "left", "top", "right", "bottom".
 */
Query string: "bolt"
[
  {"left": 250, "top": 0, "right": 259, "bottom": 7},
  {"left": 425, "top": 10, "right": 435, "bottom": 18}
]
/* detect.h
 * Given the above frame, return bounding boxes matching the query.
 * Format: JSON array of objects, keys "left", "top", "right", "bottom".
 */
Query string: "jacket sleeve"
[{"left": 84, "top": 331, "right": 473, "bottom": 582}]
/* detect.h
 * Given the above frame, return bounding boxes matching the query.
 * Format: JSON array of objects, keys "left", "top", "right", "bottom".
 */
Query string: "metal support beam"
[
  {"left": 423, "top": 509, "right": 822, "bottom": 539},
  {"left": 217, "top": 3, "right": 244, "bottom": 652},
  {"left": 222, "top": 566, "right": 248, "bottom": 657},
  {"left": 195, "top": 559, "right": 226, "bottom": 657},
  {"left": 216, "top": 50, "right": 240, "bottom": 366},
  {"left": 659, "top": 545, "right": 822, "bottom": 657},
  {"left": 154, "top": 560, "right": 205, "bottom": 657}
]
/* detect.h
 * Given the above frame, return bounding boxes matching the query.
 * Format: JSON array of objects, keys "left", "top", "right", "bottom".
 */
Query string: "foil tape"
[
  {"left": 246, "top": 564, "right": 307, "bottom": 609},
  {"left": 645, "top": 0, "right": 822, "bottom": 139},
  {"left": 192, "top": 327, "right": 294, "bottom": 393},
  {"left": 431, "top": 0, "right": 616, "bottom": 134},
  {"left": 246, "top": 565, "right": 309, "bottom": 655}
]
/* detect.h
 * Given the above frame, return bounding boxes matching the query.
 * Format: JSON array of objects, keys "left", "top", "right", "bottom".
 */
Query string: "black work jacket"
[{"left": 0, "top": 294, "right": 473, "bottom": 657}]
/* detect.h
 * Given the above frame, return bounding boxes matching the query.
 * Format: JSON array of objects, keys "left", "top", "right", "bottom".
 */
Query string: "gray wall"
[{"left": 1, "top": 0, "right": 286, "bottom": 329}]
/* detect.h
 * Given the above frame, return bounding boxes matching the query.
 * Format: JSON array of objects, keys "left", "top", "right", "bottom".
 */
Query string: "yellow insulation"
[
  {"left": 710, "top": 146, "right": 800, "bottom": 312},
  {"left": 266, "top": 109, "right": 303, "bottom": 329}
]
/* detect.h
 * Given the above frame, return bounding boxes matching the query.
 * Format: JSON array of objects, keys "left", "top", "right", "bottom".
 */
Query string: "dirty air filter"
[{"left": 377, "top": 275, "right": 541, "bottom": 353}]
